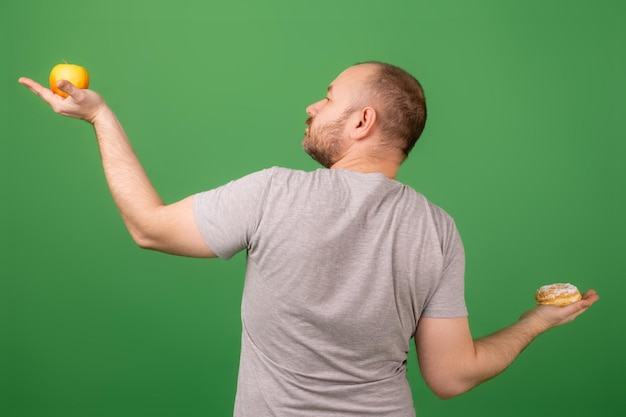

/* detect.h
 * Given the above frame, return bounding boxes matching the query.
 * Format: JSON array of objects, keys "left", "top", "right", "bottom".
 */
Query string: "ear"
[{"left": 350, "top": 107, "right": 377, "bottom": 141}]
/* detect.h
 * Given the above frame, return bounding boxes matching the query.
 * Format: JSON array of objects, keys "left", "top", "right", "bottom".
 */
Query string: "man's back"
[{"left": 193, "top": 167, "right": 467, "bottom": 416}]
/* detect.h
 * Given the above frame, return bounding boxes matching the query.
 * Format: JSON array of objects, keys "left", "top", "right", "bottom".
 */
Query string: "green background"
[{"left": 3, "top": 1, "right": 624, "bottom": 416}]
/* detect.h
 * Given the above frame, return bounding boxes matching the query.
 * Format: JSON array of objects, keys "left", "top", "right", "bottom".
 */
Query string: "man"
[{"left": 19, "top": 61, "right": 599, "bottom": 416}]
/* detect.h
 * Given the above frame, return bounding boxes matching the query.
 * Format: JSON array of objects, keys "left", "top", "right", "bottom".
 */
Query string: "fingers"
[
  {"left": 18, "top": 77, "right": 58, "bottom": 102},
  {"left": 527, "top": 289, "right": 599, "bottom": 329},
  {"left": 18, "top": 77, "right": 86, "bottom": 103},
  {"left": 565, "top": 290, "right": 599, "bottom": 311},
  {"left": 18, "top": 77, "right": 38, "bottom": 89},
  {"left": 554, "top": 289, "right": 599, "bottom": 323},
  {"left": 578, "top": 289, "right": 600, "bottom": 309},
  {"left": 56, "top": 80, "right": 85, "bottom": 101},
  {"left": 581, "top": 289, "right": 599, "bottom": 301}
]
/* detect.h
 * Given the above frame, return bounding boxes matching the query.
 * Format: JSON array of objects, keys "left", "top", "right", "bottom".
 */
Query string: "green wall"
[{"left": 3, "top": 1, "right": 624, "bottom": 416}]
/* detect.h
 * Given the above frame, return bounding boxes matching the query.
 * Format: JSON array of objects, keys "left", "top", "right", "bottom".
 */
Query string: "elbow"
[
  {"left": 128, "top": 227, "right": 158, "bottom": 251},
  {"left": 433, "top": 389, "right": 464, "bottom": 401},
  {"left": 132, "top": 235, "right": 153, "bottom": 250},
  {"left": 420, "top": 361, "right": 483, "bottom": 400},
  {"left": 426, "top": 379, "right": 475, "bottom": 400},
  {"left": 134, "top": 234, "right": 162, "bottom": 251},
  {"left": 134, "top": 237, "right": 155, "bottom": 250}
]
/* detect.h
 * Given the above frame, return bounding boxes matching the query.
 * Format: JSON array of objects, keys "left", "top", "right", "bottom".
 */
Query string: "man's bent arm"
[
  {"left": 19, "top": 77, "right": 216, "bottom": 258},
  {"left": 415, "top": 290, "right": 599, "bottom": 399}
]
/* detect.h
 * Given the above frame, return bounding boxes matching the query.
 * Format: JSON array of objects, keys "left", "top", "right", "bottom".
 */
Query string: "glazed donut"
[{"left": 535, "top": 283, "right": 582, "bottom": 306}]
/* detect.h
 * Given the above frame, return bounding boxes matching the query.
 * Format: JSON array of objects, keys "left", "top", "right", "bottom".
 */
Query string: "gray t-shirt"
[{"left": 193, "top": 167, "right": 467, "bottom": 416}]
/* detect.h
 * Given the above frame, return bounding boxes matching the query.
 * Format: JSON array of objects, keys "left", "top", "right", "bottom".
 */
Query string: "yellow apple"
[{"left": 49, "top": 62, "right": 90, "bottom": 98}]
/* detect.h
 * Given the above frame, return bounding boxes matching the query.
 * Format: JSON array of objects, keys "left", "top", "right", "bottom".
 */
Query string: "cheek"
[{"left": 312, "top": 112, "right": 337, "bottom": 133}]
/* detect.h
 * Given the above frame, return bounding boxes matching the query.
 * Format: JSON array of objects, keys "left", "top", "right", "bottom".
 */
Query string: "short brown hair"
[{"left": 359, "top": 61, "right": 427, "bottom": 157}]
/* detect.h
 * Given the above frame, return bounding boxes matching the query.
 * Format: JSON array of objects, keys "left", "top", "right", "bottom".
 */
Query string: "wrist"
[
  {"left": 89, "top": 103, "right": 112, "bottom": 126},
  {"left": 518, "top": 310, "right": 550, "bottom": 336}
]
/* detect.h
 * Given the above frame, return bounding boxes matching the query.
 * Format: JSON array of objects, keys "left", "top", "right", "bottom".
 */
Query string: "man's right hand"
[{"left": 18, "top": 77, "right": 106, "bottom": 124}]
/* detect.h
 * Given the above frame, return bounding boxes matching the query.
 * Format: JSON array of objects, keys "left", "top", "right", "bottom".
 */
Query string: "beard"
[{"left": 302, "top": 113, "right": 351, "bottom": 168}]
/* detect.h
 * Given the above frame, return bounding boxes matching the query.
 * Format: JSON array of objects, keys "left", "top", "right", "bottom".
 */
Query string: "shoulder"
[
  {"left": 220, "top": 166, "right": 304, "bottom": 189},
  {"left": 225, "top": 167, "right": 327, "bottom": 200},
  {"left": 259, "top": 167, "right": 341, "bottom": 189},
  {"left": 425, "top": 199, "right": 456, "bottom": 228},
  {"left": 400, "top": 187, "right": 461, "bottom": 245},
  {"left": 256, "top": 166, "right": 315, "bottom": 181},
  {"left": 395, "top": 182, "right": 457, "bottom": 226}
]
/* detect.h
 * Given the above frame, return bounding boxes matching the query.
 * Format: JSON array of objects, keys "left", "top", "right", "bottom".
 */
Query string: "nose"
[{"left": 306, "top": 99, "right": 324, "bottom": 117}]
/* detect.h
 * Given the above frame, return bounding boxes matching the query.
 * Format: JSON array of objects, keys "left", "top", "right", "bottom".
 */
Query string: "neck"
[{"left": 330, "top": 155, "right": 401, "bottom": 179}]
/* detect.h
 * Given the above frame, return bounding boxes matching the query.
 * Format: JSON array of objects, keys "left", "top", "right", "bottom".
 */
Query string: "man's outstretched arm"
[
  {"left": 415, "top": 289, "right": 599, "bottom": 399},
  {"left": 18, "top": 77, "right": 216, "bottom": 258}
]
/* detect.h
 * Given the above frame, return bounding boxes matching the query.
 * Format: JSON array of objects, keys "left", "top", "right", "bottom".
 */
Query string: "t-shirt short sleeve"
[
  {"left": 192, "top": 168, "right": 273, "bottom": 260},
  {"left": 420, "top": 203, "right": 468, "bottom": 318}
]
